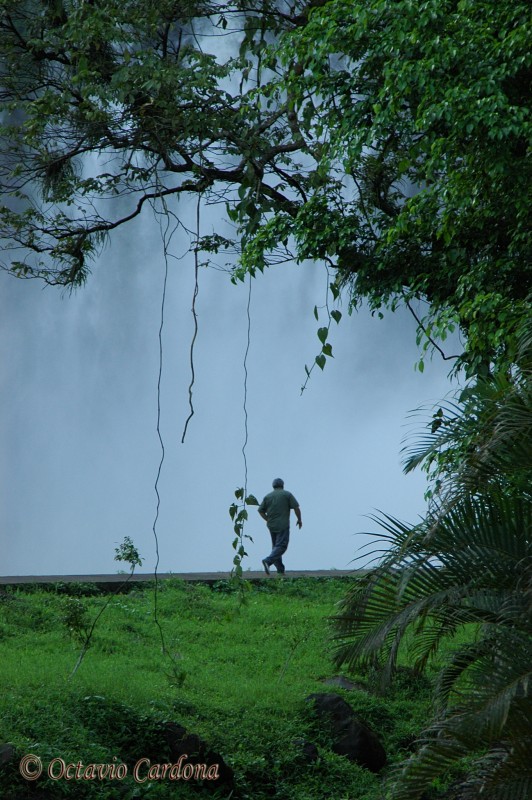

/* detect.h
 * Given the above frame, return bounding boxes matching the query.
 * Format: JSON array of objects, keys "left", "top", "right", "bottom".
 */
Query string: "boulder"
[
  {"left": 306, "top": 693, "right": 386, "bottom": 773},
  {"left": 157, "top": 721, "right": 234, "bottom": 789},
  {"left": 292, "top": 738, "right": 319, "bottom": 764},
  {"left": 0, "top": 743, "right": 16, "bottom": 767}
]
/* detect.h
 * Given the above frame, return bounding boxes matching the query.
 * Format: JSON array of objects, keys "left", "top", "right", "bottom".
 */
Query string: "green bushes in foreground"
[{"left": 0, "top": 578, "right": 444, "bottom": 800}]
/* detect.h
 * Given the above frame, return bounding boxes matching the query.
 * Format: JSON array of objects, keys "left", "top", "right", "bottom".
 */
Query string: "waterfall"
[{"left": 0, "top": 192, "right": 457, "bottom": 577}]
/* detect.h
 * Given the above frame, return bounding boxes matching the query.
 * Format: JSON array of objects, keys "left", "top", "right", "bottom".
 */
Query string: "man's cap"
[{"left": 272, "top": 478, "right": 284, "bottom": 488}]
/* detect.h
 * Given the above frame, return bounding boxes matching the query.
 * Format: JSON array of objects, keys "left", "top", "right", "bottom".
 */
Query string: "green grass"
[{"left": 0, "top": 578, "right": 439, "bottom": 800}]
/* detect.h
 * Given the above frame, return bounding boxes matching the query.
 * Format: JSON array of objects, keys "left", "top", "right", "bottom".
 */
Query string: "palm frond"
[{"left": 335, "top": 321, "right": 532, "bottom": 798}]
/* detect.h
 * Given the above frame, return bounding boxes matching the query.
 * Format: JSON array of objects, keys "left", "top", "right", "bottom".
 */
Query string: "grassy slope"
[{"left": 0, "top": 578, "right": 435, "bottom": 799}]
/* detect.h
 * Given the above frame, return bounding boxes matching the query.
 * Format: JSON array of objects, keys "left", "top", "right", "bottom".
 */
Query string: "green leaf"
[
  {"left": 317, "top": 327, "right": 328, "bottom": 345},
  {"left": 315, "top": 353, "right": 326, "bottom": 370}
]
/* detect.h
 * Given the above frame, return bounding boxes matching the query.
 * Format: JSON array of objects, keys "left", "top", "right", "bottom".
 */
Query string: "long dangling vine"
[
  {"left": 229, "top": 273, "right": 258, "bottom": 601},
  {"left": 181, "top": 192, "right": 202, "bottom": 444}
]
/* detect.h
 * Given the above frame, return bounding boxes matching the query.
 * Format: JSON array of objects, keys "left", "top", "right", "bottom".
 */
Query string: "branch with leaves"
[
  {"left": 68, "top": 536, "right": 143, "bottom": 679},
  {"left": 1, "top": 0, "right": 529, "bottom": 376}
]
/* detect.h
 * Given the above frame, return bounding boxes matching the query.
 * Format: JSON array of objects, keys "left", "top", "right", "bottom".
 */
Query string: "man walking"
[{"left": 258, "top": 478, "right": 302, "bottom": 575}]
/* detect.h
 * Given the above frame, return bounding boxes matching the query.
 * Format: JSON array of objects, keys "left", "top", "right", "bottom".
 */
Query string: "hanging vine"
[
  {"left": 301, "top": 265, "right": 343, "bottom": 394},
  {"left": 181, "top": 192, "right": 202, "bottom": 444},
  {"left": 148, "top": 195, "right": 193, "bottom": 686},
  {"left": 229, "top": 274, "right": 258, "bottom": 600}
]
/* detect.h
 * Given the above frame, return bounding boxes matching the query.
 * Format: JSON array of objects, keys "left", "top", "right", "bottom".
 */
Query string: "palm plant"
[
  {"left": 403, "top": 323, "right": 532, "bottom": 504},
  {"left": 332, "top": 324, "right": 532, "bottom": 799}
]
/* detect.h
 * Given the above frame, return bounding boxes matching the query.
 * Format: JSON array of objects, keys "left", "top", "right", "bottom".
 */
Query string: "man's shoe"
[{"left": 262, "top": 559, "right": 270, "bottom": 575}]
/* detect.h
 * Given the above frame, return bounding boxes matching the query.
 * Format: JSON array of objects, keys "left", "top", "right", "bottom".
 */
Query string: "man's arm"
[
  {"left": 294, "top": 506, "right": 302, "bottom": 529},
  {"left": 258, "top": 498, "right": 268, "bottom": 523}
]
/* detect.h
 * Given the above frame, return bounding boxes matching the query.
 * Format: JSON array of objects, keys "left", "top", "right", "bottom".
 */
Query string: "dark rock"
[
  {"left": 0, "top": 743, "right": 16, "bottom": 767},
  {"left": 77, "top": 697, "right": 234, "bottom": 792},
  {"left": 159, "top": 721, "right": 188, "bottom": 753},
  {"left": 292, "top": 738, "right": 319, "bottom": 764},
  {"left": 157, "top": 721, "right": 234, "bottom": 789},
  {"left": 306, "top": 693, "right": 387, "bottom": 773}
]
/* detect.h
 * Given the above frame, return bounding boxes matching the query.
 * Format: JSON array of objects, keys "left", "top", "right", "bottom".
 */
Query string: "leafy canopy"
[
  {"left": 0, "top": 0, "right": 530, "bottom": 375},
  {"left": 237, "top": 0, "right": 531, "bottom": 375}
]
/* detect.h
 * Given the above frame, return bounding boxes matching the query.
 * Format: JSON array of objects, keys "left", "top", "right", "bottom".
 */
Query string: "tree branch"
[{"left": 404, "top": 299, "right": 462, "bottom": 362}]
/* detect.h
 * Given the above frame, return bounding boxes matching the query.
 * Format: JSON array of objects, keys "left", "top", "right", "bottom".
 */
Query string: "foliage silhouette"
[
  {"left": 332, "top": 326, "right": 532, "bottom": 798},
  {"left": 0, "top": 0, "right": 529, "bottom": 373}
]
